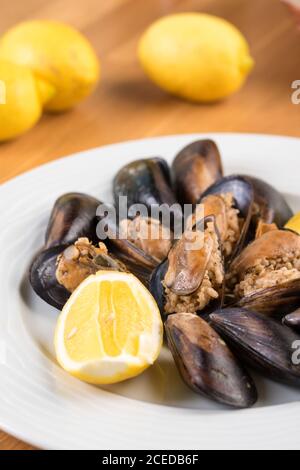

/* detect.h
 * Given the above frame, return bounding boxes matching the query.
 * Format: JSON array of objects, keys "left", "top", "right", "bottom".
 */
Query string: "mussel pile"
[{"left": 30, "top": 139, "right": 300, "bottom": 408}]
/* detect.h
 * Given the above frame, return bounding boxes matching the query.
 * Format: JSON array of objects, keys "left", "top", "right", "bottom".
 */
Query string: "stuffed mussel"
[
  {"left": 199, "top": 175, "right": 254, "bottom": 261},
  {"left": 113, "top": 156, "right": 183, "bottom": 264},
  {"left": 30, "top": 193, "right": 127, "bottom": 310},
  {"left": 226, "top": 228, "right": 300, "bottom": 316},
  {"left": 150, "top": 215, "right": 224, "bottom": 316}
]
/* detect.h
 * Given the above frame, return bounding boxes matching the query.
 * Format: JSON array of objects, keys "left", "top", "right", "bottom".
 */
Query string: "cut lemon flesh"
[{"left": 54, "top": 271, "right": 163, "bottom": 384}]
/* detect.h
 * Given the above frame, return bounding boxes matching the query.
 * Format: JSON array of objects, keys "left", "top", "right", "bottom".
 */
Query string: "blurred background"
[
  {"left": 0, "top": 0, "right": 300, "bottom": 185},
  {"left": 1, "top": 0, "right": 300, "bottom": 449}
]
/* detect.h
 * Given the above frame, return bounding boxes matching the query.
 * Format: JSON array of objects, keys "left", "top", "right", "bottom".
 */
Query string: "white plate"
[{"left": 1, "top": 133, "right": 300, "bottom": 450}]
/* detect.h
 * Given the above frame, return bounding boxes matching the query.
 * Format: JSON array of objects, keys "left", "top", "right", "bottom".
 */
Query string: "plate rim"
[{"left": 2, "top": 131, "right": 300, "bottom": 191}]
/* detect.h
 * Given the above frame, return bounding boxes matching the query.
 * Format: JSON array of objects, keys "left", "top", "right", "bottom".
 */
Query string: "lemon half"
[{"left": 55, "top": 271, "right": 163, "bottom": 384}]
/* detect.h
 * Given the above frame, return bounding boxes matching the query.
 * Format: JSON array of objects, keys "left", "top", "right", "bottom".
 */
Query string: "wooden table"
[{"left": 0, "top": 0, "right": 299, "bottom": 450}]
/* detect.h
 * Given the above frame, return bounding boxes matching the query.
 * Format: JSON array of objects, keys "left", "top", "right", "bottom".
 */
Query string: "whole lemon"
[
  {"left": 0, "top": 20, "right": 100, "bottom": 111},
  {"left": 0, "top": 61, "right": 48, "bottom": 141},
  {"left": 138, "top": 13, "right": 254, "bottom": 102}
]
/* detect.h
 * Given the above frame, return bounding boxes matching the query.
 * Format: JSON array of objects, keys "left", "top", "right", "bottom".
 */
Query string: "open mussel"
[
  {"left": 172, "top": 139, "right": 223, "bottom": 205},
  {"left": 243, "top": 175, "right": 293, "bottom": 230},
  {"left": 98, "top": 207, "right": 172, "bottom": 284},
  {"left": 45, "top": 192, "right": 100, "bottom": 248},
  {"left": 199, "top": 175, "right": 254, "bottom": 261},
  {"left": 30, "top": 193, "right": 127, "bottom": 310},
  {"left": 150, "top": 216, "right": 224, "bottom": 319},
  {"left": 165, "top": 313, "right": 257, "bottom": 408},
  {"left": 55, "top": 238, "right": 127, "bottom": 292},
  {"left": 117, "top": 215, "right": 173, "bottom": 265},
  {"left": 113, "top": 157, "right": 182, "bottom": 263},
  {"left": 31, "top": 237, "right": 127, "bottom": 310},
  {"left": 210, "top": 308, "right": 300, "bottom": 387},
  {"left": 226, "top": 228, "right": 300, "bottom": 317},
  {"left": 283, "top": 308, "right": 300, "bottom": 330}
]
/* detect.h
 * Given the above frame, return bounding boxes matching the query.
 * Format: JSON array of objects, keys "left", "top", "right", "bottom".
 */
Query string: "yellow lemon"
[
  {"left": 0, "top": 20, "right": 100, "bottom": 111},
  {"left": 138, "top": 13, "right": 254, "bottom": 102},
  {"left": 54, "top": 271, "right": 163, "bottom": 384},
  {"left": 0, "top": 60, "right": 52, "bottom": 141},
  {"left": 285, "top": 212, "right": 300, "bottom": 235}
]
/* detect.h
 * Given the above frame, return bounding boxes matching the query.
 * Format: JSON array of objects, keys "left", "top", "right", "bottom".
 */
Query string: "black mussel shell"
[
  {"left": 109, "top": 238, "right": 157, "bottom": 286},
  {"left": 242, "top": 175, "right": 293, "bottom": 229},
  {"left": 113, "top": 157, "right": 182, "bottom": 227},
  {"left": 172, "top": 139, "right": 223, "bottom": 205},
  {"left": 45, "top": 193, "right": 100, "bottom": 248},
  {"left": 210, "top": 308, "right": 300, "bottom": 387},
  {"left": 149, "top": 260, "right": 168, "bottom": 317},
  {"left": 283, "top": 308, "right": 300, "bottom": 330},
  {"left": 30, "top": 245, "right": 70, "bottom": 310},
  {"left": 165, "top": 313, "right": 257, "bottom": 408},
  {"left": 236, "top": 279, "right": 300, "bottom": 318},
  {"left": 201, "top": 175, "right": 254, "bottom": 220}
]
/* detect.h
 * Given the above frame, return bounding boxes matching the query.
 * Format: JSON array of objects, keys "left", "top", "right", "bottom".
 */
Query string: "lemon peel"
[
  {"left": 0, "top": 60, "right": 42, "bottom": 141},
  {"left": 0, "top": 20, "right": 100, "bottom": 140},
  {"left": 138, "top": 13, "right": 254, "bottom": 102}
]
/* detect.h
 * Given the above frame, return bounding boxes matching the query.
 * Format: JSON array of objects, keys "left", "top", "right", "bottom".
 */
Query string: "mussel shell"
[
  {"left": 172, "top": 139, "right": 223, "bottom": 205},
  {"left": 149, "top": 259, "right": 168, "bottom": 317},
  {"left": 102, "top": 215, "right": 161, "bottom": 285},
  {"left": 230, "top": 229, "right": 300, "bottom": 277},
  {"left": 45, "top": 193, "right": 100, "bottom": 248},
  {"left": 201, "top": 175, "right": 253, "bottom": 220},
  {"left": 113, "top": 157, "right": 181, "bottom": 225},
  {"left": 29, "top": 245, "right": 70, "bottom": 310},
  {"left": 165, "top": 313, "right": 257, "bottom": 408},
  {"left": 235, "top": 278, "right": 300, "bottom": 317},
  {"left": 200, "top": 175, "right": 254, "bottom": 259},
  {"left": 243, "top": 175, "right": 293, "bottom": 229},
  {"left": 283, "top": 308, "right": 300, "bottom": 330},
  {"left": 228, "top": 229, "right": 300, "bottom": 317},
  {"left": 109, "top": 238, "right": 157, "bottom": 286},
  {"left": 210, "top": 308, "right": 300, "bottom": 387}
]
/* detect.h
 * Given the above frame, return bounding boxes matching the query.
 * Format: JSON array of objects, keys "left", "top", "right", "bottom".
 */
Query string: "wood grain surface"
[{"left": 0, "top": 0, "right": 299, "bottom": 450}]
